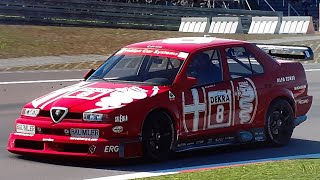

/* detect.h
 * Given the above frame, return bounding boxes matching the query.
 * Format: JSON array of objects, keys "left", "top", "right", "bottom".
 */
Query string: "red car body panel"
[{"left": 7, "top": 37, "right": 313, "bottom": 159}]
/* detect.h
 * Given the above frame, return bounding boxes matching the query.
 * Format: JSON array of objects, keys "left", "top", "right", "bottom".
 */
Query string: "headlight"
[
  {"left": 21, "top": 108, "right": 40, "bottom": 117},
  {"left": 83, "top": 112, "right": 108, "bottom": 122}
]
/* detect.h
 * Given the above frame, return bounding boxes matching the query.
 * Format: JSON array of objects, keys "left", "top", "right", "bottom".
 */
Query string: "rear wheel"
[
  {"left": 266, "top": 99, "right": 294, "bottom": 146},
  {"left": 142, "top": 111, "right": 174, "bottom": 161}
]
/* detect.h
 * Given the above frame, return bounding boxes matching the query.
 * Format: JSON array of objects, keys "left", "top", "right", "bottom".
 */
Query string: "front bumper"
[{"left": 7, "top": 119, "right": 143, "bottom": 159}]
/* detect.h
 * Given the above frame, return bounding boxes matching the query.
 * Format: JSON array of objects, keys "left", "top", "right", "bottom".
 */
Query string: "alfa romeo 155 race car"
[{"left": 7, "top": 37, "right": 313, "bottom": 161}]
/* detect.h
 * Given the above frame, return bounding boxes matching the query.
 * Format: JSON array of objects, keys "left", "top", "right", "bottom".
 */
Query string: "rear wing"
[{"left": 256, "top": 44, "right": 314, "bottom": 61}]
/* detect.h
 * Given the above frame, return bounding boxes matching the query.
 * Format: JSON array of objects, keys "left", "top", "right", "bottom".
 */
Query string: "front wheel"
[
  {"left": 142, "top": 111, "right": 174, "bottom": 161},
  {"left": 265, "top": 99, "right": 294, "bottom": 146}
]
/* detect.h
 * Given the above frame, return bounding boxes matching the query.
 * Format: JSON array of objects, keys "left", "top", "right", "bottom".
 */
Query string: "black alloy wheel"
[
  {"left": 266, "top": 99, "right": 294, "bottom": 146},
  {"left": 142, "top": 111, "right": 174, "bottom": 161}
]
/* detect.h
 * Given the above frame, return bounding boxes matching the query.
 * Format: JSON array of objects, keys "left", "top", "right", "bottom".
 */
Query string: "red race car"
[{"left": 7, "top": 37, "right": 313, "bottom": 161}]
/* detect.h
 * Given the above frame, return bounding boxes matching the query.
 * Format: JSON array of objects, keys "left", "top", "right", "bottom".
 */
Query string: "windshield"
[{"left": 88, "top": 49, "right": 186, "bottom": 85}]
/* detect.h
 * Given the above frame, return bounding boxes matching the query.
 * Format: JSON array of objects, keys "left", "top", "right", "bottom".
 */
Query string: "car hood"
[{"left": 28, "top": 81, "right": 168, "bottom": 113}]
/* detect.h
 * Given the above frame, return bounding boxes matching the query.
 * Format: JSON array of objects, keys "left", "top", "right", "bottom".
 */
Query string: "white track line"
[
  {"left": 305, "top": 69, "right": 320, "bottom": 72},
  {"left": 85, "top": 153, "right": 320, "bottom": 180},
  {"left": 85, "top": 172, "right": 177, "bottom": 180},
  {"left": 0, "top": 79, "right": 82, "bottom": 85}
]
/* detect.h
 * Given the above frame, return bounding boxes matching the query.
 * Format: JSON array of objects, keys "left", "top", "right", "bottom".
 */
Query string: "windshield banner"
[{"left": 116, "top": 48, "right": 189, "bottom": 60}]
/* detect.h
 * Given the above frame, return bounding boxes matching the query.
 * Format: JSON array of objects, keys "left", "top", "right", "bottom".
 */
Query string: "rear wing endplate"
[{"left": 256, "top": 44, "right": 314, "bottom": 61}]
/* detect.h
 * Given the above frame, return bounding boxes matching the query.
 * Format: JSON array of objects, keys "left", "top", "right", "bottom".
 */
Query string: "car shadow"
[{"left": 14, "top": 138, "right": 320, "bottom": 172}]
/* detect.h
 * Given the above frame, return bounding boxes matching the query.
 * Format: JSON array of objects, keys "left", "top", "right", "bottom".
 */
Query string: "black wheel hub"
[
  {"left": 269, "top": 107, "right": 292, "bottom": 142},
  {"left": 147, "top": 120, "right": 172, "bottom": 154}
]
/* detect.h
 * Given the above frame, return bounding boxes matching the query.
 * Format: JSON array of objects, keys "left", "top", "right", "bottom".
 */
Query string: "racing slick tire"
[
  {"left": 142, "top": 111, "right": 174, "bottom": 161},
  {"left": 265, "top": 99, "right": 294, "bottom": 146}
]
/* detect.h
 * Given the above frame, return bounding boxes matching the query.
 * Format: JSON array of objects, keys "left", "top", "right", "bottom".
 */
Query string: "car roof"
[{"left": 125, "top": 37, "right": 248, "bottom": 53}]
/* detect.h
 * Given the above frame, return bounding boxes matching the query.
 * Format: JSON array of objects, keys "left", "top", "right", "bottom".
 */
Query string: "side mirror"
[{"left": 83, "top": 69, "right": 95, "bottom": 80}]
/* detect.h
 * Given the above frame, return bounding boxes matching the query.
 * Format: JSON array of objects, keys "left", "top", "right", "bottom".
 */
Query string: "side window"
[
  {"left": 225, "top": 47, "right": 264, "bottom": 79},
  {"left": 148, "top": 56, "right": 181, "bottom": 72},
  {"left": 187, "top": 49, "right": 223, "bottom": 86}
]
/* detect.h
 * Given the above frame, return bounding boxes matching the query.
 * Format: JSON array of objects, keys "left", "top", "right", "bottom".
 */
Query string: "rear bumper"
[
  {"left": 7, "top": 118, "right": 143, "bottom": 159},
  {"left": 295, "top": 95, "right": 313, "bottom": 117}
]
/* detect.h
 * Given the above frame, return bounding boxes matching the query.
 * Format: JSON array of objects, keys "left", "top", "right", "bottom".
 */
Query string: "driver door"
[{"left": 180, "top": 48, "right": 235, "bottom": 138}]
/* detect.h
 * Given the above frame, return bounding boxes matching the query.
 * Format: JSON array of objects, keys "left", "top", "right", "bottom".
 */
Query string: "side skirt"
[{"left": 175, "top": 128, "right": 266, "bottom": 152}]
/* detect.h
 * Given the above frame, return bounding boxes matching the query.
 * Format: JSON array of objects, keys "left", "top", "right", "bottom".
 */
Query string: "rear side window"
[{"left": 225, "top": 47, "right": 264, "bottom": 79}]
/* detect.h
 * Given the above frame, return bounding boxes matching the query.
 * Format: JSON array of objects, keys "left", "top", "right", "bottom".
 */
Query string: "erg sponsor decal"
[{"left": 104, "top": 145, "right": 119, "bottom": 153}]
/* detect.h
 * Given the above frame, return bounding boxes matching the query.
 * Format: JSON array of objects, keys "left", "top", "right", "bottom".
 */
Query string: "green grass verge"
[
  {"left": 0, "top": 25, "right": 318, "bottom": 71},
  {"left": 0, "top": 25, "right": 312, "bottom": 59},
  {"left": 140, "top": 159, "right": 320, "bottom": 180}
]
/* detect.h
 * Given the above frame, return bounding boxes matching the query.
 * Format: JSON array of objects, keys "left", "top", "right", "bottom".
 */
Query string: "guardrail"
[{"left": 0, "top": 0, "right": 282, "bottom": 31}]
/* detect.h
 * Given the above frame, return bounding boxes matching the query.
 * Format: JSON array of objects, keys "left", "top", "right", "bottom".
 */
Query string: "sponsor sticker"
[
  {"left": 70, "top": 128, "right": 99, "bottom": 139},
  {"left": 115, "top": 48, "right": 188, "bottom": 60},
  {"left": 115, "top": 115, "right": 128, "bottom": 123},
  {"left": 294, "top": 85, "right": 307, "bottom": 90},
  {"left": 169, "top": 91, "right": 175, "bottom": 101},
  {"left": 277, "top": 76, "right": 295, "bottom": 83},
  {"left": 21, "top": 108, "right": 40, "bottom": 117},
  {"left": 104, "top": 145, "right": 119, "bottom": 153},
  {"left": 89, "top": 145, "right": 96, "bottom": 154},
  {"left": 70, "top": 137, "right": 98, "bottom": 141},
  {"left": 16, "top": 123, "right": 35, "bottom": 135},
  {"left": 298, "top": 99, "right": 309, "bottom": 105},
  {"left": 42, "top": 138, "right": 54, "bottom": 142},
  {"left": 112, "top": 126, "right": 123, "bottom": 133}
]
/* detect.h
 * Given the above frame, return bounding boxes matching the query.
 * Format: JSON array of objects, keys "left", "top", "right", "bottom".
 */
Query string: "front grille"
[
  {"left": 48, "top": 143, "right": 89, "bottom": 153},
  {"left": 39, "top": 128, "right": 66, "bottom": 136},
  {"left": 14, "top": 140, "right": 90, "bottom": 154},
  {"left": 15, "top": 140, "right": 44, "bottom": 150},
  {"left": 38, "top": 110, "right": 82, "bottom": 120}
]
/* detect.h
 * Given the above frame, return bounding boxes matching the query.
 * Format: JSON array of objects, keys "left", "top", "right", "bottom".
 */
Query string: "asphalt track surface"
[{"left": 0, "top": 65, "right": 320, "bottom": 180}]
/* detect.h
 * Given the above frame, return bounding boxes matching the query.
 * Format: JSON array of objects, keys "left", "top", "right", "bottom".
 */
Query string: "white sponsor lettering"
[
  {"left": 22, "top": 108, "right": 40, "bottom": 117},
  {"left": 70, "top": 128, "right": 99, "bottom": 139},
  {"left": 207, "top": 90, "right": 232, "bottom": 129},
  {"left": 298, "top": 99, "right": 309, "bottom": 105},
  {"left": 104, "top": 146, "right": 119, "bottom": 153},
  {"left": 277, "top": 76, "right": 295, "bottom": 83},
  {"left": 151, "top": 86, "right": 159, "bottom": 97},
  {"left": 63, "top": 88, "right": 113, "bottom": 100},
  {"left": 32, "top": 82, "right": 93, "bottom": 109},
  {"left": 115, "top": 115, "right": 128, "bottom": 123},
  {"left": 70, "top": 137, "right": 98, "bottom": 141},
  {"left": 42, "top": 138, "right": 54, "bottom": 142},
  {"left": 294, "top": 85, "right": 307, "bottom": 90},
  {"left": 14, "top": 133, "right": 34, "bottom": 137},
  {"left": 89, "top": 86, "right": 149, "bottom": 112},
  {"left": 237, "top": 79, "right": 257, "bottom": 124},
  {"left": 16, "top": 123, "right": 35, "bottom": 135},
  {"left": 209, "top": 91, "right": 231, "bottom": 105},
  {"left": 112, "top": 126, "right": 123, "bottom": 133}
]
